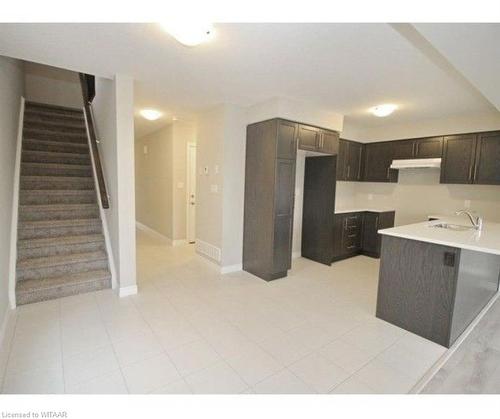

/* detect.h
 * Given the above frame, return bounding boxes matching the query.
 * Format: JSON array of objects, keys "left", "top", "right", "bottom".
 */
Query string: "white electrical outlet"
[
  {"left": 214, "top": 165, "right": 219, "bottom": 174},
  {"left": 177, "top": 182, "right": 184, "bottom": 189},
  {"left": 368, "top": 194, "right": 374, "bottom": 201},
  {"left": 464, "top": 199, "right": 471, "bottom": 209},
  {"left": 143, "top": 145, "right": 148, "bottom": 155},
  {"left": 210, "top": 184, "right": 218, "bottom": 193}
]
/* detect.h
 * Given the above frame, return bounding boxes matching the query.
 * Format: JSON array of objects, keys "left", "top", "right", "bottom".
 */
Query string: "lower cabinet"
[{"left": 332, "top": 210, "right": 395, "bottom": 262}]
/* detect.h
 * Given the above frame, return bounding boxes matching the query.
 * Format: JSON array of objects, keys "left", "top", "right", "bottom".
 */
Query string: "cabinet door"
[
  {"left": 346, "top": 141, "right": 363, "bottom": 181},
  {"left": 363, "top": 142, "right": 398, "bottom": 182},
  {"left": 392, "top": 140, "right": 415, "bottom": 159},
  {"left": 361, "top": 212, "right": 380, "bottom": 255},
  {"left": 336, "top": 139, "right": 348, "bottom": 180},
  {"left": 440, "top": 135, "right": 476, "bottom": 184},
  {"left": 273, "top": 159, "right": 296, "bottom": 271},
  {"left": 473, "top": 131, "right": 500, "bottom": 185},
  {"left": 318, "top": 130, "right": 339, "bottom": 155},
  {"left": 332, "top": 214, "right": 344, "bottom": 260},
  {"left": 297, "top": 124, "right": 320, "bottom": 151},
  {"left": 276, "top": 120, "right": 298, "bottom": 160},
  {"left": 415, "top": 137, "right": 443, "bottom": 158}
]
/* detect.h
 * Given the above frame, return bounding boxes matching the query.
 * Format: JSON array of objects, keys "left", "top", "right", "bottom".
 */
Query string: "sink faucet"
[{"left": 455, "top": 210, "right": 483, "bottom": 231}]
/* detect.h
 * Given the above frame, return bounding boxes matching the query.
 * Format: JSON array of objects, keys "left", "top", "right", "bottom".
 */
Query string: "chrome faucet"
[{"left": 455, "top": 210, "right": 483, "bottom": 231}]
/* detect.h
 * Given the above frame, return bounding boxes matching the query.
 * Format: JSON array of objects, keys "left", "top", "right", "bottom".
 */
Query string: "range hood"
[{"left": 390, "top": 158, "right": 442, "bottom": 170}]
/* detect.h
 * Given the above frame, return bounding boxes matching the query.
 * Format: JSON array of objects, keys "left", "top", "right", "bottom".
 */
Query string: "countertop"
[
  {"left": 334, "top": 208, "right": 395, "bottom": 214},
  {"left": 379, "top": 218, "right": 500, "bottom": 256}
]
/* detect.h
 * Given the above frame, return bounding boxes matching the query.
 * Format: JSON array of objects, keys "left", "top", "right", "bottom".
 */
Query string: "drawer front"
[{"left": 344, "top": 212, "right": 363, "bottom": 228}]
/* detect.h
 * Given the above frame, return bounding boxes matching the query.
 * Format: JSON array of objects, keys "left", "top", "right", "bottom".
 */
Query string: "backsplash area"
[{"left": 337, "top": 169, "right": 500, "bottom": 226}]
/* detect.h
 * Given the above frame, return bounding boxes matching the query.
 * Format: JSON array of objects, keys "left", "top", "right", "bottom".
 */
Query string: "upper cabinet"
[
  {"left": 414, "top": 137, "right": 443, "bottom": 158},
  {"left": 392, "top": 137, "right": 443, "bottom": 160},
  {"left": 276, "top": 120, "right": 298, "bottom": 160},
  {"left": 474, "top": 132, "right": 500, "bottom": 185},
  {"left": 440, "top": 134, "right": 478, "bottom": 184},
  {"left": 441, "top": 131, "right": 500, "bottom": 185},
  {"left": 298, "top": 123, "right": 339, "bottom": 155},
  {"left": 363, "top": 142, "right": 398, "bottom": 183},
  {"left": 337, "top": 139, "right": 363, "bottom": 181}
]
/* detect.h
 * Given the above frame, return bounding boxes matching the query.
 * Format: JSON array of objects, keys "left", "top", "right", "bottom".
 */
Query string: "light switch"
[
  {"left": 177, "top": 182, "right": 184, "bottom": 189},
  {"left": 214, "top": 165, "right": 219, "bottom": 174},
  {"left": 143, "top": 145, "right": 148, "bottom": 155},
  {"left": 210, "top": 184, "right": 218, "bottom": 193}
]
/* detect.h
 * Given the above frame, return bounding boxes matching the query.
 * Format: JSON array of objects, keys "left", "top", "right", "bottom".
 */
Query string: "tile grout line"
[
  {"left": 94, "top": 291, "right": 132, "bottom": 394},
  {"left": 128, "top": 289, "right": 194, "bottom": 394}
]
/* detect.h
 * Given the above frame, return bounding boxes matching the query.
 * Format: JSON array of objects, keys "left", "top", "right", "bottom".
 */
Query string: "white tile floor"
[{"left": 0, "top": 229, "right": 447, "bottom": 394}]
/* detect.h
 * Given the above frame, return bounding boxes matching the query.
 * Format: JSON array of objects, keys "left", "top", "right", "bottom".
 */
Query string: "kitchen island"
[{"left": 376, "top": 219, "right": 500, "bottom": 347}]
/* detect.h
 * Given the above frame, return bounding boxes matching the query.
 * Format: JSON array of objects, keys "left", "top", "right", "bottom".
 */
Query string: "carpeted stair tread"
[
  {"left": 24, "top": 119, "right": 86, "bottom": 132},
  {"left": 21, "top": 162, "right": 92, "bottom": 177},
  {"left": 20, "top": 203, "right": 98, "bottom": 212},
  {"left": 23, "top": 139, "right": 89, "bottom": 154},
  {"left": 23, "top": 128, "right": 87, "bottom": 141},
  {"left": 19, "top": 218, "right": 101, "bottom": 229},
  {"left": 22, "top": 150, "right": 91, "bottom": 164},
  {"left": 20, "top": 175, "right": 95, "bottom": 190},
  {"left": 18, "top": 233, "right": 105, "bottom": 249},
  {"left": 25, "top": 101, "right": 83, "bottom": 114},
  {"left": 16, "top": 270, "right": 111, "bottom": 305},
  {"left": 17, "top": 250, "right": 107, "bottom": 270}
]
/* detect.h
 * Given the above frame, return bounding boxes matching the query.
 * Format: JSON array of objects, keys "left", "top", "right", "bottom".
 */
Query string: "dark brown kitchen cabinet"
[
  {"left": 473, "top": 131, "right": 500, "bottom": 185},
  {"left": 440, "top": 134, "right": 477, "bottom": 184},
  {"left": 414, "top": 136, "right": 443, "bottom": 158},
  {"left": 243, "top": 119, "right": 296, "bottom": 281},
  {"left": 332, "top": 212, "right": 363, "bottom": 261},
  {"left": 337, "top": 139, "right": 363, "bottom": 181},
  {"left": 392, "top": 139, "right": 415, "bottom": 160},
  {"left": 332, "top": 210, "right": 395, "bottom": 262},
  {"left": 363, "top": 142, "right": 398, "bottom": 183},
  {"left": 301, "top": 156, "right": 336, "bottom": 265},
  {"left": 361, "top": 211, "right": 396, "bottom": 258},
  {"left": 298, "top": 124, "right": 339, "bottom": 155}
]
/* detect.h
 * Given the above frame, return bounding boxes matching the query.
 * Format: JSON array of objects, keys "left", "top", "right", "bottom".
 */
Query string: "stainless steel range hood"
[{"left": 390, "top": 158, "right": 441, "bottom": 170}]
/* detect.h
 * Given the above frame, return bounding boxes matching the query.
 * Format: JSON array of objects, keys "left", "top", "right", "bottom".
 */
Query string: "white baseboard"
[
  {"left": 136, "top": 222, "right": 172, "bottom": 245},
  {"left": 220, "top": 264, "right": 242, "bottom": 274},
  {"left": 292, "top": 251, "right": 301, "bottom": 259},
  {"left": 119, "top": 285, "right": 138, "bottom": 297}
]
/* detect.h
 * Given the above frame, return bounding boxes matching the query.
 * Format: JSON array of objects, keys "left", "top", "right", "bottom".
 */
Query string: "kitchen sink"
[{"left": 429, "top": 222, "right": 475, "bottom": 231}]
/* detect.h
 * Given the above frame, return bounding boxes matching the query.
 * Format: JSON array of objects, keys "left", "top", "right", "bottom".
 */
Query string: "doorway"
[{"left": 186, "top": 142, "right": 197, "bottom": 243}]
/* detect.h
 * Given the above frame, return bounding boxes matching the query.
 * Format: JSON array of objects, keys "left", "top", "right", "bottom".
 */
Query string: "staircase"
[{"left": 15, "top": 101, "right": 111, "bottom": 305}]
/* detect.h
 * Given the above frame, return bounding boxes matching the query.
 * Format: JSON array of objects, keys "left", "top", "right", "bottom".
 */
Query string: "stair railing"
[{"left": 79, "top": 73, "right": 110, "bottom": 209}]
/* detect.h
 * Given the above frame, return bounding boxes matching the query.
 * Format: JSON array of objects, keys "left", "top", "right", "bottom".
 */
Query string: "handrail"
[{"left": 79, "top": 73, "right": 110, "bottom": 209}]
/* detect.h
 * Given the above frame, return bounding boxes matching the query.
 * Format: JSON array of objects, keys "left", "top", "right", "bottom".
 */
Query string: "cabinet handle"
[
  {"left": 468, "top": 164, "right": 473, "bottom": 181},
  {"left": 375, "top": 216, "right": 379, "bottom": 229},
  {"left": 347, "top": 245, "right": 357, "bottom": 249},
  {"left": 386, "top": 167, "right": 390, "bottom": 179},
  {"left": 347, "top": 165, "right": 350, "bottom": 179},
  {"left": 415, "top": 142, "right": 419, "bottom": 157}
]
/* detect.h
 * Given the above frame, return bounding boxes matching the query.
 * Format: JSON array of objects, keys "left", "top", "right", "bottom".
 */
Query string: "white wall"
[
  {"left": 135, "top": 125, "right": 174, "bottom": 238},
  {"left": 93, "top": 75, "right": 137, "bottom": 295},
  {"left": 135, "top": 121, "right": 196, "bottom": 242},
  {"left": 24, "top": 61, "right": 81, "bottom": 109},
  {"left": 0, "top": 56, "right": 24, "bottom": 364}
]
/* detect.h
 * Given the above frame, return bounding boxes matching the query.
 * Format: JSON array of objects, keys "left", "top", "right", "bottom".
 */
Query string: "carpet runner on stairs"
[{"left": 15, "top": 101, "right": 112, "bottom": 305}]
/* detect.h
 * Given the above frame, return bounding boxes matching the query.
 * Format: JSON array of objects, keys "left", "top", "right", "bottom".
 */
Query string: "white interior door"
[{"left": 186, "top": 143, "right": 197, "bottom": 243}]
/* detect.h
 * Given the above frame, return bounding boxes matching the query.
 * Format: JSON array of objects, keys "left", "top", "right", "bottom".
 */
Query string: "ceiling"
[{"left": 0, "top": 23, "right": 498, "bottom": 138}]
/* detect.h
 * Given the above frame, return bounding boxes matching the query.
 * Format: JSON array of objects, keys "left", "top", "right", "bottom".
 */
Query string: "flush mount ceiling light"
[
  {"left": 140, "top": 109, "right": 162, "bottom": 121},
  {"left": 370, "top": 104, "right": 398, "bottom": 117},
  {"left": 159, "top": 20, "right": 215, "bottom": 46}
]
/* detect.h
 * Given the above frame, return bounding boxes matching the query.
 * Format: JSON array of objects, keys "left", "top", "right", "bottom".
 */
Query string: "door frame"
[{"left": 186, "top": 142, "right": 197, "bottom": 243}]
